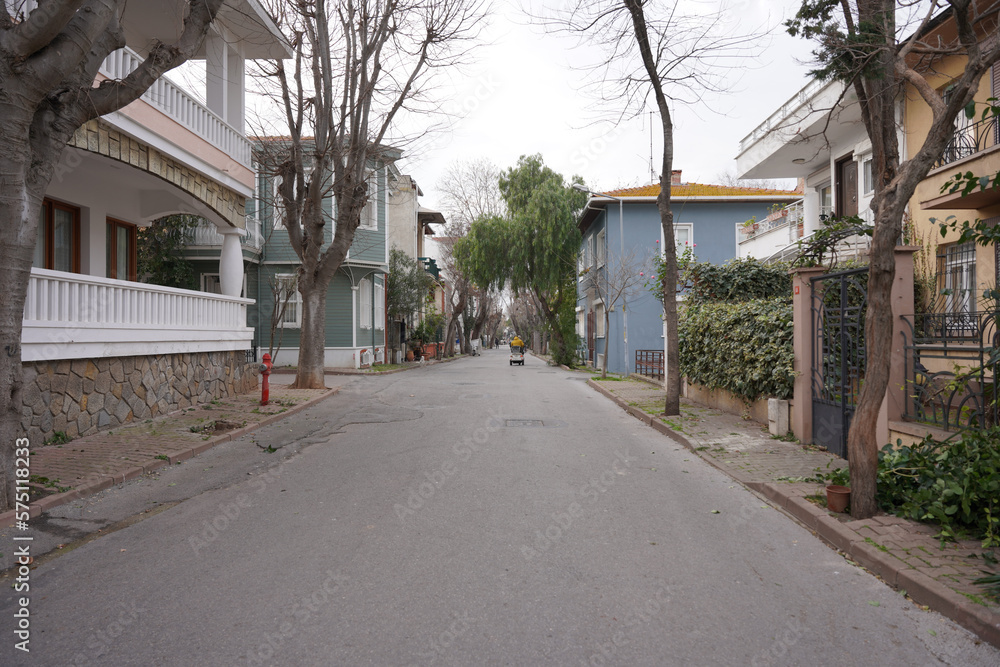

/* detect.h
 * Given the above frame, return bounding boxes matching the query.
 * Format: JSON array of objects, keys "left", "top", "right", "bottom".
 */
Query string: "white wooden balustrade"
[
  {"left": 22, "top": 269, "right": 254, "bottom": 362},
  {"left": 99, "top": 47, "right": 252, "bottom": 168}
]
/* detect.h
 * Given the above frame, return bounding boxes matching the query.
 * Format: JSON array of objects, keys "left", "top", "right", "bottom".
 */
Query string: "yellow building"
[{"left": 907, "top": 15, "right": 1000, "bottom": 314}]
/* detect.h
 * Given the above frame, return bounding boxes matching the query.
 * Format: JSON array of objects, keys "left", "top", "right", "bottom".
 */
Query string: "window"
[
  {"left": 360, "top": 277, "right": 372, "bottom": 329},
  {"left": 34, "top": 199, "right": 81, "bottom": 273},
  {"left": 202, "top": 273, "right": 247, "bottom": 297},
  {"left": 663, "top": 223, "right": 693, "bottom": 252},
  {"left": 374, "top": 279, "right": 385, "bottom": 330},
  {"left": 106, "top": 218, "right": 136, "bottom": 281},
  {"left": 818, "top": 185, "right": 833, "bottom": 220},
  {"left": 939, "top": 242, "right": 976, "bottom": 331},
  {"left": 596, "top": 229, "right": 606, "bottom": 267},
  {"left": 595, "top": 302, "right": 605, "bottom": 337},
  {"left": 862, "top": 158, "right": 874, "bottom": 195},
  {"left": 276, "top": 273, "right": 301, "bottom": 328},
  {"left": 360, "top": 171, "right": 378, "bottom": 230}
]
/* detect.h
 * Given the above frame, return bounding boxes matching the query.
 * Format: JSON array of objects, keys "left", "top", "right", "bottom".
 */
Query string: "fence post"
[
  {"left": 877, "top": 246, "right": 919, "bottom": 445},
  {"left": 790, "top": 266, "right": 827, "bottom": 444}
]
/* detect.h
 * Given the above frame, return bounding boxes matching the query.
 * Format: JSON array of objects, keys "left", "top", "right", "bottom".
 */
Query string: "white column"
[
  {"left": 226, "top": 45, "right": 245, "bottom": 132},
  {"left": 803, "top": 189, "right": 821, "bottom": 236},
  {"left": 219, "top": 229, "right": 244, "bottom": 297},
  {"left": 205, "top": 28, "right": 228, "bottom": 121}
]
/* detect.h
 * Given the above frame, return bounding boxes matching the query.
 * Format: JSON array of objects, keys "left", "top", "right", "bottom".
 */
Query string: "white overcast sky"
[{"left": 395, "top": 0, "right": 818, "bottom": 211}]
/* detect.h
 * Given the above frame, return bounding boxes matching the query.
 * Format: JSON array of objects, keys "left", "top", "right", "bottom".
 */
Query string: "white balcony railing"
[
  {"left": 22, "top": 269, "right": 253, "bottom": 362},
  {"left": 185, "top": 217, "right": 263, "bottom": 250},
  {"left": 739, "top": 78, "right": 828, "bottom": 154},
  {"left": 99, "top": 47, "right": 252, "bottom": 167}
]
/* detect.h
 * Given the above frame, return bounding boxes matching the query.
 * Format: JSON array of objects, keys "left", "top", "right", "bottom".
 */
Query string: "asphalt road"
[{"left": 2, "top": 349, "right": 998, "bottom": 666}]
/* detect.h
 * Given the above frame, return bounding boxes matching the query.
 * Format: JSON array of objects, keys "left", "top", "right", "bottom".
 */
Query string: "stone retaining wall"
[{"left": 21, "top": 351, "right": 258, "bottom": 443}]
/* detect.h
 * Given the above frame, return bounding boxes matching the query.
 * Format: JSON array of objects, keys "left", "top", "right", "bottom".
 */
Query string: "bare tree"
[
  {"left": 257, "top": 0, "right": 485, "bottom": 388},
  {"left": 0, "top": 0, "right": 228, "bottom": 511},
  {"left": 540, "top": 1, "right": 761, "bottom": 414},
  {"left": 435, "top": 158, "right": 506, "bottom": 355},
  {"left": 581, "top": 247, "right": 651, "bottom": 378},
  {"left": 787, "top": 0, "right": 1000, "bottom": 518}
]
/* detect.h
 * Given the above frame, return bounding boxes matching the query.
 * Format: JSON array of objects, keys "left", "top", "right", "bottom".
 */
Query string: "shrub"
[
  {"left": 875, "top": 430, "right": 1000, "bottom": 547},
  {"left": 679, "top": 297, "right": 794, "bottom": 402},
  {"left": 684, "top": 257, "right": 791, "bottom": 305}
]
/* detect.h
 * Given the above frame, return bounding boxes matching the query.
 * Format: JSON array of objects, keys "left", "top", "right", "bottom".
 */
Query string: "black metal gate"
[{"left": 811, "top": 267, "right": 868, "bottom": 459}]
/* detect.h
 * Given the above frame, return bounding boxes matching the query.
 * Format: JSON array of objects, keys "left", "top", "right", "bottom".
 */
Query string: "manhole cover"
[{"left": 505, "top": 419, "right": 544, "bottom": 428}]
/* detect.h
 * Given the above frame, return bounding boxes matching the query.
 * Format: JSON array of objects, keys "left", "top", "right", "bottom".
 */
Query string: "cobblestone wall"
[{"left": 21, "top": 351, "right": 258, "bottom": 443}]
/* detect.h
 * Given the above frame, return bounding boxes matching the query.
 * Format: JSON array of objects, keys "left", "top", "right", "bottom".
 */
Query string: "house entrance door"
[{"left": 835, "top": 155, "right": 858, "bottom": 218}]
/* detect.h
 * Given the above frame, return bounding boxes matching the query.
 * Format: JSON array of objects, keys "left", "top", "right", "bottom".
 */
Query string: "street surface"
[{"left": 3, "top": 349, "right": 999, "bottom": 665}]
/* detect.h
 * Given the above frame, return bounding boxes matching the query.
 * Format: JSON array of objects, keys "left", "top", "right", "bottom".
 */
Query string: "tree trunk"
[
  {"left": 0, "top": 178, "right": 43, "bottom": 511},
  {"left": 0, "top": 113, "right": 53, "bottom": 509},
  {"left": 292, "top": 277, "right": 330, "bottom": 388}
]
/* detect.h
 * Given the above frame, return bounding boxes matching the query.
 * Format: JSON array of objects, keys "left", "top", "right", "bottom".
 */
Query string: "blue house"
[{"left": 576, "top": 171, "right": 800, "bottom": 375}]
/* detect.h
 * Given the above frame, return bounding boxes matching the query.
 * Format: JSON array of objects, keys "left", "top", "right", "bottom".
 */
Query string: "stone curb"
[
  {"left": 0, "top": 387, "right": 339, "bottom": 526},
  {"left": 585, "top": 382, "right": 1000, "bottom": 650}
]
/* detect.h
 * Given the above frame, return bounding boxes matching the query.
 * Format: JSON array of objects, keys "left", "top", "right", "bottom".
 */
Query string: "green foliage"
[
  {"left": 679, "top": 298, "right": 795, "bottom": 402},
  {"left": 137, "top": 214, "right": 200, "bottom": 290},
  {"left": 453, "top": 155, "right": 585, "bottom": 363},
  {"left": 785, "top": 1, "right": 892, "bottom": 83},
  {"left": 550, "top": 278, "right": 579, "bottom": 366},
  {"left": 817, "top": 430, "right": 1000, "bottom": 548},
  {"left": 794, "top": 215, "right": 872, "bottom": 268},
  {"left": 387, "top": 247, "right": 435, "bottom": 321},
  {"left": 409, "top": 314, "right": 444, "bottom": 347},
  {"left": 682, "top": 257, "right": 791, "bottom": 305}
]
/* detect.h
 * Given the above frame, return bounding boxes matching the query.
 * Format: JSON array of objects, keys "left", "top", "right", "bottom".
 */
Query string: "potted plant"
[
  {"left": 825, "top": 484, "right": 851, "bottom": 513},
  {"left": 740, "top": 216, "right": 758, "bottom": 235}
]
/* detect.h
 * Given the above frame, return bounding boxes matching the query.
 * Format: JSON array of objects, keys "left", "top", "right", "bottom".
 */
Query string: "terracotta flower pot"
[
  {"left": 405, "top": 349, "right": 414, "bottom": 362},
  {"left": 826, "top": 485, "right": 851, "bottom": 513}
]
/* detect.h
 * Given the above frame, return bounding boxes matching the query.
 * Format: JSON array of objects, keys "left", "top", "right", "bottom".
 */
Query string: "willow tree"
[
  {"left": 259, "top": 0, "right": 485, "bottom": 388},
  {"left": 0, "top": 0, "right": 227, "bottom": 512},
  {"left": 454, "top": 155, "right": 587, "bottom": 365},
  {"left": 787, "top": 0, "right": 1000, "bottom": 518}
]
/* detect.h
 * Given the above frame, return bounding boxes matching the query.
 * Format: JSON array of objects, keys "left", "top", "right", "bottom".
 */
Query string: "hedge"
[{"left": 679, "top": 297, "right": 794, "bottom": 402}]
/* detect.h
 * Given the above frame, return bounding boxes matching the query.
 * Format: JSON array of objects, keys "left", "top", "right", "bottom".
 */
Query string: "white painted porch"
[{"left": 22, "top": 269, "right": 253, "bottom": 362}]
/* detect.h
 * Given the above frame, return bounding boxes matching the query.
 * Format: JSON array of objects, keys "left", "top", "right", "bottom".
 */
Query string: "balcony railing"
[
  {"left": 933, "top": 115, "right": 1000, "bottom": 169},
  {"left": 184, "top": 217, "right": 263, "bottom": 250},
  {"left": 739, "top": 78, "right": 828, "bottom": 153},
  {"left": 99, "top": 47, "right": 252, "bottom": 167},
  {"left": 22, "top": 269, "right": 253, "bottom": 362},
  {"left": 740, "top": 201, "right": 805, "bottom": 243}
]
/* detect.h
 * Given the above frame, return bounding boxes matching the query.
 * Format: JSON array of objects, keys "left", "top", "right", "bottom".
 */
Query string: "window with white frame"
[
  {"left": 595, "top": 302, "right": 606, "bottom": 337},
  {"left": 662, "top": 223, "right": 694, "bottom": 252},
  {"left": 359, "top": 171, "right": 378, "bottom": 230},
  {"left": 276, "top": 273, "right": 301, "bottom": 328},
  {"left": 360, "top": 277, "right": 373, "bottom": 329},
  {"left": 374, "top": 279, "right": 385, "bottom": 330},
  {"left": 596, "top": 229, "right": 606, "bottom": 267}
]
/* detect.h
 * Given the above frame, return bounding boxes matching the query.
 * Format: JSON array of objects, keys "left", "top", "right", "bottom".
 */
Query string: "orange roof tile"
[{"left": 604, "top": 183, "right": 801, "bottom": 198}]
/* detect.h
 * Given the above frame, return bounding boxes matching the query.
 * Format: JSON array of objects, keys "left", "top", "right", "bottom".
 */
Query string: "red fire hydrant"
[{"left": 259, "top": 353, "right": 273, "bottom": 406}]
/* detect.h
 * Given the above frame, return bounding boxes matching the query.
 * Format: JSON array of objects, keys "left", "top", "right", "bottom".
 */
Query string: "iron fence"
[
  {"left": 635, "top": 350, "right": 664, "bottom": 381},
  {"left": 933, "top": 114, "right": 1000, "bottom": 169},
  {"left": 901, "top": 310, "right": 1000, "bottom": 431}
]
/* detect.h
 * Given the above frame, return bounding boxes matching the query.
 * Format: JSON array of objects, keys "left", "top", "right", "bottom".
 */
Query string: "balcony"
[
  {"left": 99, "top": 47, "right": 252, "bottom": 168},
  {"left": 185, "top": 217, "right": 264, "bottom": 250},
  {"left": 22, "top": 269, "right": 253, "bottom": 362},
  {"left": 933, "top": 115, "right": 1000, "bottom": 169}
]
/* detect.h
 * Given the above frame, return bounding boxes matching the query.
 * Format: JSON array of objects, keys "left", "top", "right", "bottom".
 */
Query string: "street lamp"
[{"left": 573, "top": 183, "right": 629, "bottom": 375}]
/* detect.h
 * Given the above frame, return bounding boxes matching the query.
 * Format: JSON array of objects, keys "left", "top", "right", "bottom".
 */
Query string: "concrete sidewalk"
[{"left": 588, "top": 376, "right": 1000, "bottom": 649}]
